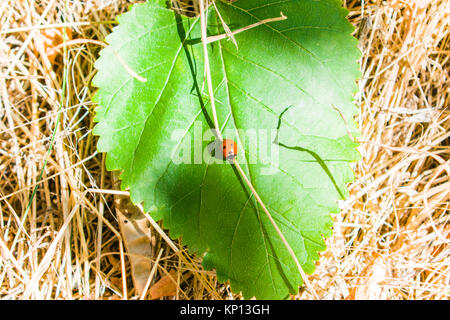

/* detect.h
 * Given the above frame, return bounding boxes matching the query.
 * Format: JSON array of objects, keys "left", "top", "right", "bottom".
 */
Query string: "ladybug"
[{"left": 222, "top": 139, "right": 237, "bottom": 161}]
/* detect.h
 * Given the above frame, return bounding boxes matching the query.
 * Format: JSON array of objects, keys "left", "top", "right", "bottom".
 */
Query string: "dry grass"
[{"left": 0, "top": 0, "right": 448, "bottom": 300}]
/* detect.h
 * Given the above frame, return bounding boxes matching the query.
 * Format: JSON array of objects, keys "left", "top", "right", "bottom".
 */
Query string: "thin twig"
[
  {"left": 113, "top": 50, "right": 148, "bottom": 83},
  {"left": 199, "top": 0, "right": 315, "bottom": 298},
  {"left": 232, "top": 158, "right": 320, "bottom": 300},
  {"left": 0, "top": 21, "right": 116, "bottom": 35},
  {"left": 199, "top": 0, "right": 222, "bottom": 140},
  {"left": 206, "top": 12, "right": 287, "bottom": 44},
  {"left": 211, "top": 0, "right": 238, "bottom": 49},
  {"left": 140, "top": 248, "right": 164, "bottom": 300}
]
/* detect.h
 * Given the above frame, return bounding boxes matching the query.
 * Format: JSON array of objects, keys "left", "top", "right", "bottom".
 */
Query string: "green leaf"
[{"left": 93, "top": 0, "right": 360, "bottom": 299}]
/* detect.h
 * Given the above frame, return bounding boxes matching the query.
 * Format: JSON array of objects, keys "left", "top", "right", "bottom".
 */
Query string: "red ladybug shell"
[{"left": 222, "top": 139, "right": 237, "bottom": 160}]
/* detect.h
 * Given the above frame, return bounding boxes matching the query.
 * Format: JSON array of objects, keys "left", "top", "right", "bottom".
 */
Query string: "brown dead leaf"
[
  {"left": 148, "top": 270, "right": 177, "bottom": 300},
  {"left": 115, "top": 182, "right": 153, "bottom": 296}
]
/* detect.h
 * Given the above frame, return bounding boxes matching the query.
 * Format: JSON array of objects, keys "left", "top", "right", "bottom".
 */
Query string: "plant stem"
[
  {"left": 233, "top": 158, "right": 320, "bottom": 300},
  {"left": 199, "top": 0, "right": 318, "bottom": 299},
  {"left": 199, "top": 0, "right": 222, "bottom": 141},
  {"left": 206, "top": 12, "right": 287, "bottom": 44}
]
